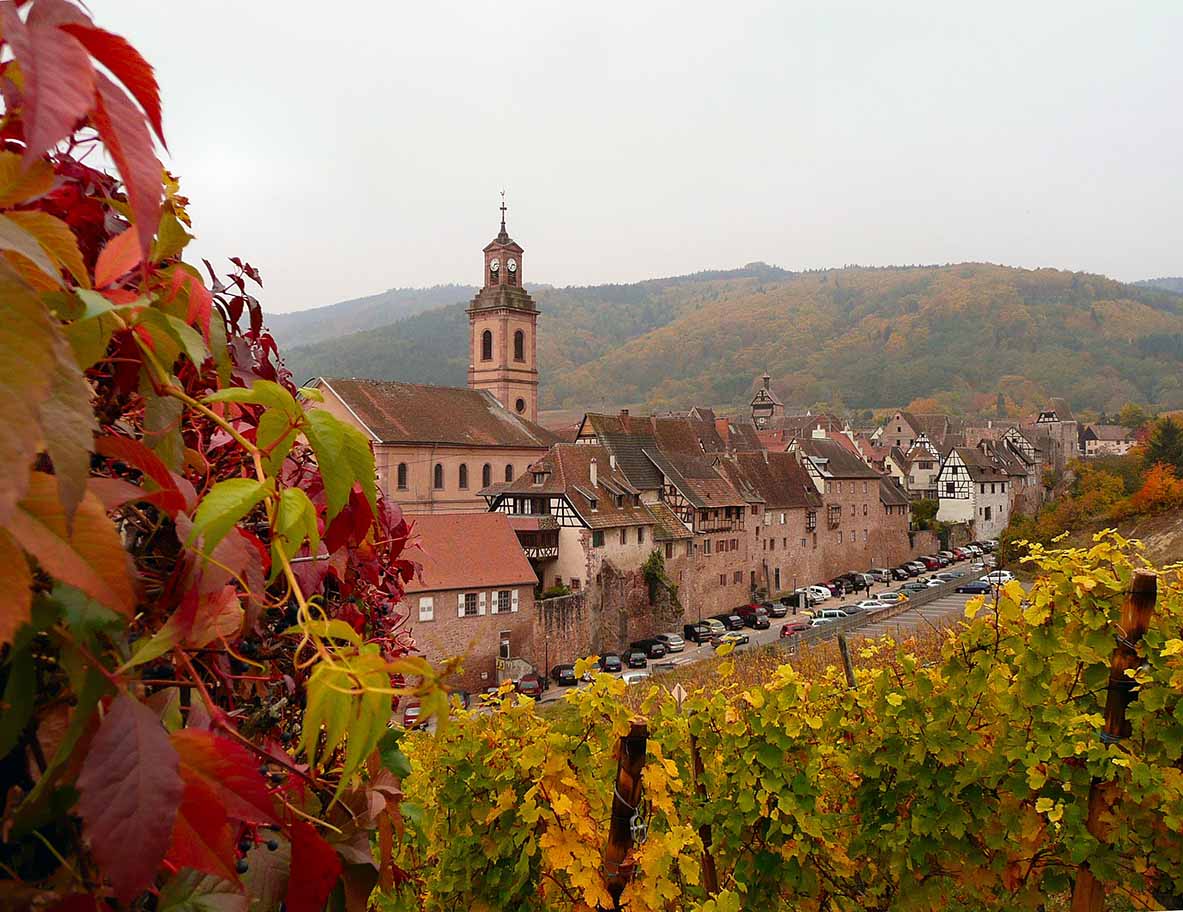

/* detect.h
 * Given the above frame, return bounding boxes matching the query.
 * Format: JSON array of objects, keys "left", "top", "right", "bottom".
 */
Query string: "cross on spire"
[{"left": 499, "top": 189, "right": 507, "bottom": 232}]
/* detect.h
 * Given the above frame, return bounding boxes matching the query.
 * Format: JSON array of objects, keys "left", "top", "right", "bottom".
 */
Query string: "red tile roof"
[
  {"left": 317, "top": 378, "right": 561, "bottom": 448},
  {"left": 403, "top": 513, "right": 537, "bottom": 594},
  {"left": 716, "top": 452, "right": 822, "bottom": 509}
]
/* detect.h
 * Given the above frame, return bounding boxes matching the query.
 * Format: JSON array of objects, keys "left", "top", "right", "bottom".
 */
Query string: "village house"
[
  {"left": 402, "top": 512, "right": 538, "bottom": 692},
  {"left": 486, "top": 443, "right": 657, "bottom": 594},
  {"left": 305, "top": 206, "right": 560, "bottom": 513},
  {"left": 901, "top": 433, "right": 943, "bottom": 499},
  {"left": 792, "top": 437, "right": 890, "bottom": 567},
  {"left": 749, "top": 373, "right": 785, "bottom": 429},
  {"left": 1080, "top": 424, "right": 1137, "bottom": 457},
  {"left": 935, "top": 444, "right": 1013, "bottom": 539},
  {"left": 1022, "top": 398, "right": 1079, "bottom": 471},
  {"left": 876, "top": 410, "right": 965, "bottom": 451}
]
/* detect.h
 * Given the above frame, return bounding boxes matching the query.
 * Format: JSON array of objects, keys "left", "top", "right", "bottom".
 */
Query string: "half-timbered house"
[{"left": 936, "top": 444, "right": 1012, "bottom": 538}]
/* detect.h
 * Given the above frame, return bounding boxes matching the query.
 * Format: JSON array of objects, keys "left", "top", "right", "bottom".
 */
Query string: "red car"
[
  {"left": 401, "top": 700, "right": 421, "bottom": 728},
  {"left": 920, "top": 556, "right": 941, "bottom": 570},
  {"left": 515, "top": 674, "right": 546, "bottom": 699},
  {"left": 780, "top": 618, "right": 810, "bottom": 637}
]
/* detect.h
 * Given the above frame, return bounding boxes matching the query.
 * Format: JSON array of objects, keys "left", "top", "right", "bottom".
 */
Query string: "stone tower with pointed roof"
[{"left": 467, "top": 197, "right": 540, "bottom": 423}]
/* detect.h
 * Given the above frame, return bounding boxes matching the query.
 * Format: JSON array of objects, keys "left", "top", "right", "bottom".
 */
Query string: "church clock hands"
[
  {"left": 507, "top": 258, "right": 517, "bottom": 273},
  {"left": 489, "top": 258, "right": 500, "bottom": 272}
]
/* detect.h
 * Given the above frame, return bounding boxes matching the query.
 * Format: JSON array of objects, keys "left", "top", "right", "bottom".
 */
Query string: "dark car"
[
  {"left": 550, "top": 664, "right": 578, "bottom": 687},
  {"left": 599, "top": 653, "right": 623, "bottom": 673},
  {"left": 780, "top": 617, "right": 810, "bottom": 637},
  {"left": 762, "top": 600, "right": 788, "bottom": 618},
  {"left": 735, "top": 604, "right": 770, "bottom": 629},
  {"left": 630, "top": 639, "right": 669, "bottom": 659},
  {"left": 837, "top": 573, "right": 863, "bottom": 590},
  {"left": 683, "top": 622, "right": 712, "bottom": 644},
  {"left": 515, "top": 674, "right": 545, "bottom": 699},
  {"left": 824, "top": 580, "right": 846, "bottom": 597},
  {"left": 955, "top": 579, "right": 994, "bottom": 594},
  {"left": 712, "top": 612, "right": 745, "bottom": 631},
  {"left": 902, "top": 580, "right": 928, "bottom": 593},
  {"left": 890, "top": 567, "right": 910, "bottom": 581},
  {"left": 452, "top": 690, "right": 471, "bottom": 709},
  {"left": 624, "top": 649, "right": 648, "bottom": 669}
]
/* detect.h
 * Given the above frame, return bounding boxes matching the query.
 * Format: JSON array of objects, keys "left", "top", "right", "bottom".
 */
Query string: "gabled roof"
[
  {"left": 643, "top": 449, "right": 747, "bottom": 509},
  {"left": 952, "top": 446, "right": 1011, "bottom": 483},
  {"left": 794, "top": 437, "right": 882, "bottom": 479},
  {"left": 716, "top": 451, "right": 822, "bottom": 510},
  {"left": 647, "top": 500, "right": 694, "bottom": 541},
  {"left": 403, "top": 513, "right": 537, "bottom": 594},
  {"left": 316, "top": 378, "right": 559, "bottom": 448},
  {"left": 497, "top": 444, "right": 653, "bottom": 529},
  {"left": 652, "top": 415, "right": 725, "bottom": 455},
  {"left": 578, "top": 413, "right": 663, "bottom": 490},
  {"left": 1083, "top": 424, "right": 1135, "bottom": 442},
  {"left": 714, "top": 419, "right": 764, "bottom": 453},
  {"left": 880, "top": 476, "right": 910, "bottom": 507}
]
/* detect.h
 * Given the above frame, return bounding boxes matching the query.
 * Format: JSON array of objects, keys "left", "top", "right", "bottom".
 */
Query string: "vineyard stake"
[
  {"left": 1070, "top": 570, "right": 1157, "bottom": 912},
  {"left": 837, "top": 634, "right": 857, "bottom": 689},
  {"left": 690, "top": 732, "right": 720, "bottom": 894},
  {"left": 602, "top": 719, "right": 648, "bottom": 910}
]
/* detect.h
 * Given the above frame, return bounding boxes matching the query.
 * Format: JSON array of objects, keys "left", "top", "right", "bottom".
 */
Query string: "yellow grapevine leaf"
[
  {"left": 886, "top": 693, "right": 904, "bottom": 707},
  {"left": 1162, "top": 639, "right": 1183, "bottom": 658}
]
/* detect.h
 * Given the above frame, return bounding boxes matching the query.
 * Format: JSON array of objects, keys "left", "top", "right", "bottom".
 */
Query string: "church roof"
[{"left": 316, "top": 378, "right": 560, "bottom": 449}]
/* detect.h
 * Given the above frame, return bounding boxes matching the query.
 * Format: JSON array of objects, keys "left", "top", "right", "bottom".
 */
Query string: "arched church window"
[
  {"left": 515, "top": 398, "right": 526, "bottom": 414},
  {"left": 458, "top": 464, "right": 468, "bottom": 489},
  {"left": 481, "top": 330, "right": 493, "bottom": 361},
  {"left": 505, "top": 464, "right": 514, "bottom": 483},
  {"left": 513, "top": 330, "right": 525, "bottom": 362},
  {"left": 433, "top": 463, "right": 444, "bottom": 490},
  {"left": 396, "top": 462, "right": 408, "bottom": 490},
  {"left": 482, "top": 464, "right": 492, "bottom": 488}
]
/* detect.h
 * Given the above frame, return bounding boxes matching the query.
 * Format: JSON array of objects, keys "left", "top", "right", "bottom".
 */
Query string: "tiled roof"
[
  {"left": 647, "top": 500, "right": 694, "bottom": 541},
  {"left": 318, "top": 378, "right": 560, "bottom": 448},
  {"left": 643, "top": 449, "right": 747, "bottom": 509},
  {"left": 499, "top": 444, "right": 653, "bottom": 529},
  {"left": 652, "top": 415, "right": 725, "bottom": 455},
  {"left": 879, "top": 476, "right": 910, "bottom": 506},
  {"left": 716, "top": 452, "right": 822, "bottom": 509},
  {"left": 715, "top": 419, "right": 764, "bottom": 453},
  {"left": 795, "top": 437, "right": 882, "bottom": 479},
  {"left": 1084, "top": 424, "right": 1135, "bottom": 441},
  {"left": 954, "top": 446, "right": 1011, "bottom": 483},
  {"left": 403, "top": 513, "right": 537, "bottom": 594},
  {"left": 581, "top": 413, "right": 663, "bottom": 490}
]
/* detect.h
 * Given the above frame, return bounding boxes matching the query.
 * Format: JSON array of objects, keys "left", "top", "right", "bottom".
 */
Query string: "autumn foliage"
[{"left": 0, "top": 2, "right": 434, "bottom": 908}]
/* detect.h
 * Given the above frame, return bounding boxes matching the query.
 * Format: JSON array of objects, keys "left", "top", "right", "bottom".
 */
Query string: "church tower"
[{"left": 467, "top": 196, "right": 539, "bottom": 422}]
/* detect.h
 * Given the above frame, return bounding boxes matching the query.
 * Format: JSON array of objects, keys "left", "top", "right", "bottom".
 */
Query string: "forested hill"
[
  {"left": 1136, "top": 277, "right": 1183, "bottom": 295},
  {"left": 276, "top": 263, "right": 1183, "bottom": 415}
]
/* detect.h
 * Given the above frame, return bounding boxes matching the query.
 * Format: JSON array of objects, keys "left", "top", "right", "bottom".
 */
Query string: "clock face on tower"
[
  {"left": 489, "top": 258, "right": 500, "bottom": 272},
  {"left": 507, "top": 258, "right": 517, "bottom": 273}
]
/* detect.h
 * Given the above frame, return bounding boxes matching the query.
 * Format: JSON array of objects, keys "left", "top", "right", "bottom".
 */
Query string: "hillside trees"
[
  {"left": 0, "top": 4, "right": 433, "bottom": 907},
  {"left": 1146, "top": 417, "right": 1183, "bottom": 474}
]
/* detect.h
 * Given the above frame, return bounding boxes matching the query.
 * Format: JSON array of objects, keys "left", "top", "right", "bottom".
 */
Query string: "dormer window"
[
  {"left": 589, "top": 497, "right": 598, "bottom": 511},
  {"left": 614, "top": 494, "right": 624, "bottom": 508},
  {"left": 532, "top": 471, "right": 545, "bottom": 485}
]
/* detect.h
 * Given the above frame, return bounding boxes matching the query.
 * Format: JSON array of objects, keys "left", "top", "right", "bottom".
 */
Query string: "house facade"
[
  {"left": 403, "top": 513, "right": 538, "bottom": 691},
  {"left": 936, "top": 445, "right": 1012, "bottom": 539},
  {"left": 1081, "top": 424, "right": 1137, "bottom": 457}
]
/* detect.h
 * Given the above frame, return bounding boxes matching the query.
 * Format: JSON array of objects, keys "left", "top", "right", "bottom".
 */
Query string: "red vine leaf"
[
  {"left": 91, "top": 72, "right": 162, "bottom": 262},
  {"left": 0, "top": 2, "right": 96, "bottom": 161},
  {"left": 285, "top": 820, "right": 342, "bottom": 912},
  {"left": 76, "top": 694, "right": 183, "bottom": 902},
  {"left": 7, "top": 471, "right": 137, "bottom": 616},
  {"left": 165, "top": 776, "right": 239, "bottom": 884},
  {"left": 0, "top": 528, "right": 32, "bottom": 647},
  {"left": 93, "top": 225, "right": 142, "bottom": 288},
  {"left": 171, "top": 729, "right": 278, "bottom": 825},
  {"left": 58, "top": 22, "right": 166, "bottom": 147},
  {"left": 40, "top": 340, "right": 98, "bottom": 525},
  {"left": 96, "top": 434, "right": 190, "bottom": 515}
]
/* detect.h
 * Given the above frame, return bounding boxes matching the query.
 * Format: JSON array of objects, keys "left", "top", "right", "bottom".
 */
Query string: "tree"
[
  {"left": 1145, "top": 417, "right": 1183, "bottom": 473},
  {"left": 1117, "top": 402, "right": 1150, "bottom": 430},
  {"left": 996, "top": 390, "right": 1006, "bottom": 417},
  {"left": 910, "top": 498, "right": 939, "bottom": 529}
]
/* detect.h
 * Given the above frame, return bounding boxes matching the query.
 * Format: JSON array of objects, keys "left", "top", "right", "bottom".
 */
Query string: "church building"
[{"left": 306, "top": 201, "right": 559, "bottom": 513}]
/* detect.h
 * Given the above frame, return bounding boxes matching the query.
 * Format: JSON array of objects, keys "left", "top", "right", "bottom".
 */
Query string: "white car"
[
  {"left": 853, "top": 599, "right": 887, "bottom": 612},
  {"left": 806, "top": 585, "right": 831, "bottom": 603},
  {"left": 811, "top": 608, "right": 850, "bottom": 626},
  {"left": 982, "top": 570, "right": 1015, "bottom": 585},
  {"left": 622, "top": 672, "right": 650, "bottom": 686},
  {"left": 875, "top": 591, "right": 905, "bottom": 604}
]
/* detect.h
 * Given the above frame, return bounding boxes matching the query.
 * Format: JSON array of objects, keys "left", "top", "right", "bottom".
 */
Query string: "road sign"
[{"left": 670, "top": 682, "right": 688, "bottom": 711}]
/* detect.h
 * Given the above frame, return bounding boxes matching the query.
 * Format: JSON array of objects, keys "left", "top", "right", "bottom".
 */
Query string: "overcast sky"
[{"left": 102, "top": 1, "right": 1180, "bottom": 313}]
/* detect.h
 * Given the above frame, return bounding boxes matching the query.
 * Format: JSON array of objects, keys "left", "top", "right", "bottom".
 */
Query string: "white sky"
[{"left": 101, "top": 1, "right": 1181, "bottom": 313}]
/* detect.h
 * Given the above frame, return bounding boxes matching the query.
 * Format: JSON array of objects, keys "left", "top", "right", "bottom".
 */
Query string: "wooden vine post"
[
  {"left": 602, "top": 719, "right": 648, "bottom": 911},
  {"left": 837, "top": 634, "right": 858, "bottom": 689},
  {"left": 1070, "top": 570, "right": 1157, "bottom": 912}
]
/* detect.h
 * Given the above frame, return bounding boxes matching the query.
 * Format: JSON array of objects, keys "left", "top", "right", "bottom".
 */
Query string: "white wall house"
[{"left": 936, "top": 446, "right": 1012, "bottom": 539}]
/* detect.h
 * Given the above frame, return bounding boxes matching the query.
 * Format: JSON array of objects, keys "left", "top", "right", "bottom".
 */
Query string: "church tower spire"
[{"left": 467, "top": 196, "right": 539, "bottom": 422}]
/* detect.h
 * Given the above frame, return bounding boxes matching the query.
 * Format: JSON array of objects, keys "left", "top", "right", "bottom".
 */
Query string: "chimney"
[
  {"left": 609, "top": 453, "right": 617, "bottom": 471},
  {"left": 620, "top": 408, "right": 629, "bottom": 417},
  {"left": 589, "top": 457, "right": 598, "bottom": 488},
  {"left": 762, "top": 373, "right": 771, "bottom": 391}
]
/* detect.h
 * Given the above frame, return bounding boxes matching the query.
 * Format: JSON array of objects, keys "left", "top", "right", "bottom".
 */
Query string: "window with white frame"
[
  {"left": 496, "top": 590, "right": 511, "bottom": 614},
  {"left": 418, "top": 596, "right": 433, "bottom": 622},
  {"left": 463, "top": 592, "right": 478, "bottom": 617}
]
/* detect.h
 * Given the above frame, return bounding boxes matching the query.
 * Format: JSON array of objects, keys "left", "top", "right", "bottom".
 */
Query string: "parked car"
[
  {"left": 550, "top": 664, "right": 578, "bottom": 687},
  {"left": 869, "top": 567, "right": 892, "bottom": 583},
  {"left": 890, "top": 566, "right": 911, "bottom": 581},
  {"left": 515, "top": 674, "right": 546, "bottom": 699},
  {"left": 811, "top": 608, "right": 850, "bottom": 626},
  {"left": 853, "top": 599, "right": 886, "bottom": 612},
  {"left": 598, "top": 653, "right": 623, "bottom": 673},
  {"left": 920, "top": 555, "right": 941, "bottom": 570},
  {"left": 824, "top": 579, "right": 847, "bottom": 597},
  {"left": 735, "top": 604, "right": 770, "bottom": 629},
  {"left": 951, "top": 547, "right": 969, "bottom": 560},
  {"left": 902, "top": 580, "right": 929, "bottom": 593},
  {"left": 836, "top": 572, "right": 863, "bottom": 590},
  {"left": 982, "top": 570, "right": 1015, "bottom": 585},
  {"left": 938, "top": 550, "right": 955, "bottom": 562},
  {"left": 983, "top": 539, "right": 999, "bottom": 551},
  {"left": 453, "top": 690, "right": 471, "bottom": 709},
  {"left": 713, "top": 630, "right": 750, "bottom": 649},
  {"left": 935, "top": 571, "right": 958, "bottom": 582},
  {"left": 924, "top": 577, "right": 943, "bottom": 588},
  {"left": 701, "top": 618, "right": 728, "bottom": 637},
  {"left": 624, "top": 649, "right": 648, "bottom": 669},
  {"left": 682, "top": 622, "right": 712, "bottom": 644},
  {"left": 712, "top": 612, "right": 745, "bottom": 631},
  {"left": 655, "top": 632, "right": 686, "bottom": 652},
  {"left": 806, "top": 585, "right": 832, "bottom": 603},
  {"left": 964, "top": 545, "right": 983, "bottom": 557},
  {"left": 955, "top": 579, "right": 994, "bottom": 594},
  {"left": 762, "top": 600, "right": 788, "bottom": 618},
  {"left": 622, "top": 671, "right": 650, "bottom": 686},
  {"left": 780, "top": 617, "right": 811, "bottom": 637},
  {"left": 401, "top": 700, "right": 421, "bottom": 728},
  {"left": 906, "top": 561, "right": 926, "bottom": 576},
  {"left": 630, "top": 639, "right": 669, "bottom": 659},
  {"left": 875, "top": 591, "right": 906, "bottom": 604},
  {"left": 936, "top": 554, "right": 951, "bottom": 567}
]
